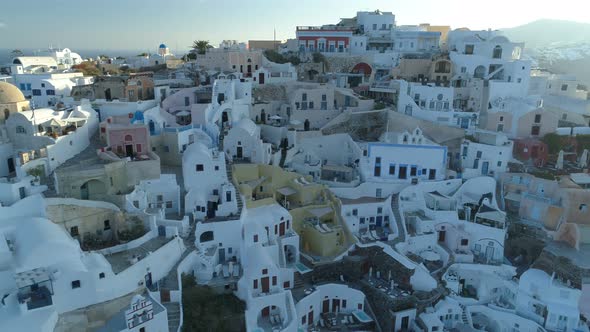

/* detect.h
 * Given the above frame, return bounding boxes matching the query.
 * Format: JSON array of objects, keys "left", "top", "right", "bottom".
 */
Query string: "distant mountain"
[{"left": 502, "top": 19, "right": 590, "bottom": 48}]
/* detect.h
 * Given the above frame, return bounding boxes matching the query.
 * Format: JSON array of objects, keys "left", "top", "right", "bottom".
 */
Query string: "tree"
[
  {"left": 72, "top": 61, "right": 101, "bottom": 77},
  {"left": 10, "top": 49, "right": 23, "bottom": 58},
  {"left": 191, "top": 40, "right": 212, "bottom": 55}
]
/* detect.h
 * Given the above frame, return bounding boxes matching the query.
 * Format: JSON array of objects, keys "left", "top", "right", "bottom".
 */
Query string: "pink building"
[{"left": 100, "top": 115, "right": 150, "bottom": 158}]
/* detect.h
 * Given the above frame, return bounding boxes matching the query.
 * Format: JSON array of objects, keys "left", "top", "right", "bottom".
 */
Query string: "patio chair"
[
  {"left": 319, "top": 319, "right": 325, "bottom": 328},
  {"left": 222, "top": 265, "right": 230, "bottom": 278},
  {"left": 348, "top": 315, "right": 355, "bottom": 324}
]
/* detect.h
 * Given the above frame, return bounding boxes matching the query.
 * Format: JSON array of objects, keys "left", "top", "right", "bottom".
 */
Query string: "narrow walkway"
[{"left": 390, "top": 193, "right": 406, "bottom": 244}]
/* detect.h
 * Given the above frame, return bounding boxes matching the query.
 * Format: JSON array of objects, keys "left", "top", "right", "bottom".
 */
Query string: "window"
[
  {"left": 461, "top": 239, "right": 468, "bottom": 246},
  {"left": 534, "top": 114, "right": 541, "bottom": 123},
  {"left": 70, "top": 226, "right": 79, "bottom": 237},
  {"left": 302, "top": 93, "right": 307, "bottom": 101},
  {"left": 352, "top": 209, "right": 358, "bottom": 216},
  {"left": 497, "top": 161, "right": 502, "bottom": 167},
  {"left": 104, "top": 220, "right": 111, "bottom": 230},
  {"left": 99, "top": 272, "right": 105, "bottom": 279},
  {"left": 461, "top": 66, "right": 466, "bottom": 73},
  {"left": 46, "top": 89, "right": 55, "bottom": 95},
  {"left": 377, "top": 207, "right": 383, "bottom": 214},
  {"left": 16, "top": 126, "right": 26, "bottom": 134},
  {"left": 531, "top": 125, "right": 540, "bottom": 136},
  {"left": 465, "top": 44, "right": 474, "bottom": 54},
  {"left": 497, "top": 124, "right": 504, "bottom": 132},
  {"left": 309, "top": 101, "right": 314, "bottom": 109},
  {"left": 372, "top": 24, "right": 377, "bottom": 30},
  {"left": 71, "top": 280, "right": 81, "bottom": 289},
  {"left": 476, "top": 151, "right": 482, "bottom": 158},
  {"left": 184, "top": 96, "right": 190, "bottom": 106},
  {"left": 128, "top": 90, "right": 135, "bottom": 98},
  {"left": 389, "top": 164, "right": 395, "bottom": 175},
  {"left": 360, "top": 217, "right": 365, "bottom": 224},
  {"left": 410, "top": 166, "right": 417, "bottom": 177},
  {"left": 272, "top": 276, "right": 277, "bottom": 285},
  {"left": 580, "top": 204, "right": 588, "bottom": 212},
  {"left": 253, "top": 279, "right": 258, "bottom": 289},
  {"left": 226, "top": 191, "right": 232, "bottom": 202},
  {"left": 196, "top": 164, "right": 204, "bottom": 171},
  {"left": 26, "top": 83, "right": 31, "bottom": 90},
  {"left": 124, "top": 134, "right": 133, "bottom": 141},
  {"left": 157, "top": 195, "right": 163, "bottom": 202},
  {"left": 561, "top": 84, "right": 568, "bottom": 91},
  {"left": 19, "top": 83, "right": 26, "bottom": 90},
  {"left": 262, "top": 268, "right": 268, "bottom": 275},
  {"left": 32, "top": 89, "right": 41, "bottom": 96},
  {"left": 166, "top": 201, "right": 173, "bottom": 208},
  {"left": 253, "top": 234, "right": 258, "bottom": 243}
]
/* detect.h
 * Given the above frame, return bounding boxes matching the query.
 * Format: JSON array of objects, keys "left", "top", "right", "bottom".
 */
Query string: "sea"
[{"left": 0, "top": 48, "right": 150, "bottom": 66}]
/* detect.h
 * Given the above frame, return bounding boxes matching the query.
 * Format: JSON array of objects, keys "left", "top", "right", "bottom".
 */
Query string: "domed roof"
[
  {"left": 0, "top": 82, "right": 26, "bottom": 104},
  {"left": 159, "top": 43, "right": 167, "bottom": 49}
]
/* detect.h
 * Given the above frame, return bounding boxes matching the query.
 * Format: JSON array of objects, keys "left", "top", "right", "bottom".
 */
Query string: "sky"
[{"left": 0, "top": 0, "right": 589, "bottom": 53}]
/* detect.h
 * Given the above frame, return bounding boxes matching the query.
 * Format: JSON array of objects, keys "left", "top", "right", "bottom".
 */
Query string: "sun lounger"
[
  {"left": 348, "top": 315, "right": 355, "bottom": 324},
  {"left": 233, "top": 263, "right": 240, "bottom": 277},
  {"left": 371, "top": 230, "right": 379, "bottom": 240},
  {"left": 320, "top": 319, "right": 325, "bottom": 328}
]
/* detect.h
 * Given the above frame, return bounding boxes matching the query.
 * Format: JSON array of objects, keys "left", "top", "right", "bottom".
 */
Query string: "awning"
[
  {"left": 277, "top": 187, "right": 296, "bottom": 196},
  {"left": 307, "top": 206, "right": 333, "bottom": 218}
]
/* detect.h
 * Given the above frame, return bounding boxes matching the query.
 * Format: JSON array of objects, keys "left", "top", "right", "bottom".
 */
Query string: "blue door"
[
  {"left": 460, "top": 117, "right": 469, "bottom": 129},
  {"left": 481, "top": 161, "right": 489, "bottom": 175}
]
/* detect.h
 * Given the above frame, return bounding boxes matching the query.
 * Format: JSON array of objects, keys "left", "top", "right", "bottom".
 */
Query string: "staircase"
[
  {"left": 459, "top": 303, "right": 472, "bottom": 327},
  {"left": 164, "top": 302, "right": 181, "bottom": 332},
  {"left": 293, "top": 272, "right": 305, "bottom": 289},
  {"left": 225, "top": 162, "right": 243, "bottom": 219},
  {"left": 390, "top": 194, "right": 406, "bottom": 243}
]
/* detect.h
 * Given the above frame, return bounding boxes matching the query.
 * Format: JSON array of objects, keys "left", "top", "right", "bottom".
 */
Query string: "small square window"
[
  {"left": 460, "top": 239, "right": 468, "bottom": 246},
  {"left": 215, "top": 165, "right": 219, "bottom": 171},
  {"left": 262, "top": 268, "right": 268, "bottom": 275},
  {"left": 352, "top": 209, "right": 358, "bottom": 216},
  {"left": 99, "top": 272, "right": 105, "bottom": 279},
  {"left": 103, "top": 220, "right": 111, "bottom": 230},
  {"left": 253, "top": 234, "right": 258, "bottom": 242},
  {"left": 71, "top": 280, "right": 81, "bottom": 289},
  {"left": 196, "top": 164, "right": 204, "bottom": 172}
]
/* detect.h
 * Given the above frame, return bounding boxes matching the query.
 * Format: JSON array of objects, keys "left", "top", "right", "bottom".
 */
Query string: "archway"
[
  {"left": 258, "top": 305, "right": 280, "bottom": 328},
  {"left": 80, "top": 179, "right": 106, "bottom": 200},
  {"left": 493, "top": 45, "right": 503, "bottom": 59},
  {"left": 474, "top": 66, "right": 486, "bottom": 79},
  {"left": 351, "top": 62, "right": 372, "bottom": 76}
]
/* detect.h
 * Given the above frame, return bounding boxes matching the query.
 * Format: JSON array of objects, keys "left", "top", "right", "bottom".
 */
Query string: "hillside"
[{"left": 502, "top": 19, "right": 590, "bottom": 48}]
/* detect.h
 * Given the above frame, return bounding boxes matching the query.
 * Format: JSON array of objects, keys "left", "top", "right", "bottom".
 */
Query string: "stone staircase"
[
  {"left": 164, "top": 302, "right": 181, "bottom": 332},
  {"left": 293, "top": 272, "right": 305, "bottom": 289},
  {"left": 390, "top": 194, "right": 406, "bottom": 243}
]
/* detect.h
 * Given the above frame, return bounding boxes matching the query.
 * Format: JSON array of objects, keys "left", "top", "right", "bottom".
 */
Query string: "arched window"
[
  {"left": 493, "top": 45, "right": 502, "bottom": 59},
  {"left": 124, "top": 134, "right": 133, "bottom": 141},
  {"left": 474, "top": 66, "right": 486, "bottom": 79}
]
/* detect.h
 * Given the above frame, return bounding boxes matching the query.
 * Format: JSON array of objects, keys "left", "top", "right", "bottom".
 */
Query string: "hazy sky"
[{"left": 0, "top": 0, "right": 588, "bottom": 53}]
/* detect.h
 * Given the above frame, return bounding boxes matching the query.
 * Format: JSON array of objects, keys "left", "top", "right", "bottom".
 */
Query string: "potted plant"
[{"left": 26, "top": 166, "right": 43, "bottom": 184}]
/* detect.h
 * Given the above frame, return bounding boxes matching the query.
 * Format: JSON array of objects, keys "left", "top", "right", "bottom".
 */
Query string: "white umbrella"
[
  {"left": 556, "top": 150, "right": 564, "bottom": 170},
  {"left": 270, "top": 115, "right": 282, "bottom": 120},
  {"left": 580, "top": 149, "right": 588, "bottom": 168},
  {"left": 290, "top": 119, "right": 302, "bottom": 125}
]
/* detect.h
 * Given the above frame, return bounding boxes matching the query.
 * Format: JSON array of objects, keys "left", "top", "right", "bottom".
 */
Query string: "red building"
[
  {"left": 296, "top": 26, "right": 354, "bottom": 53},
  {"left": 513, "top": 138, "right": 548, "bottom": 167}
]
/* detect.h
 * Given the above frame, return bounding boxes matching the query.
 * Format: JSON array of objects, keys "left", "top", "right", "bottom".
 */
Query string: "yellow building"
[
  {"left": 420, "top": 24, "right": 451, "bottom": 50},
  {"left": 232, "top": 164, "right": 355, "bottom": 259}
]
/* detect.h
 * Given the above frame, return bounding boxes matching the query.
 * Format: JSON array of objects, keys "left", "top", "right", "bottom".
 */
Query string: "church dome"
[
  {"left": 0, "top": 82, "right": 26, "bottom": 104},
  {"left": 159, "top": 43, "right": 167, "bottom": 49}
]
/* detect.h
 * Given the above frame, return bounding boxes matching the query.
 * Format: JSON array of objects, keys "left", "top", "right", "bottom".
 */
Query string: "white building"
[
  {"left": 36, "top": 48, "right": 83, "bottom": 67},
  {"left": 360, "top": 128, "right": 447, "bottom": 184},
  {"left": 460, "top": 130, "right": 513, "bottom": 178},
  {"left": 125, "top": 174, "right": 181, "bottom": 216},
  {"left": 12, "top": 72, "right": 93, "bottom": 108},
  {"left": 5, "top": 101, "right": 98, "bottom": 173},
  {"left": 224, "top": 118, "right": 272, "bottom": 164},
  {"left": 516, "top": 269, "right": 582, "bottom": 332},
  {"left": 97, "top": 294, "right": 168, "bottom": 332},
  {"left": 182, "top": 142, "right": 238, "bottom": 219}
]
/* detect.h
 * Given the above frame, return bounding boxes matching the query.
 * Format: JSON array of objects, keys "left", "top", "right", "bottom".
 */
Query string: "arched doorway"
[
  {"left": 351, "top": 62, "right": 372, "bottom": 76},
  {"left": 493, "top": 45, "right": 503, "bottom": 59},
  {"left": 258, "top": 305, "right": 280, "bottom": 327},
  {"left": 80, "top": 179, "right": 106, "bottom": 200},
  {"left": 199, "top": 231, "right": 214, "bottom": 243},
  {"left": 474, "top": 66, "right": 486, "bottom": 79}
]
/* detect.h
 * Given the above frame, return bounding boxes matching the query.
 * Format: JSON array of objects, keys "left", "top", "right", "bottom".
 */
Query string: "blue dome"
[{"left": 159, "top": 43, "right": 167, "bottom": 49}]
